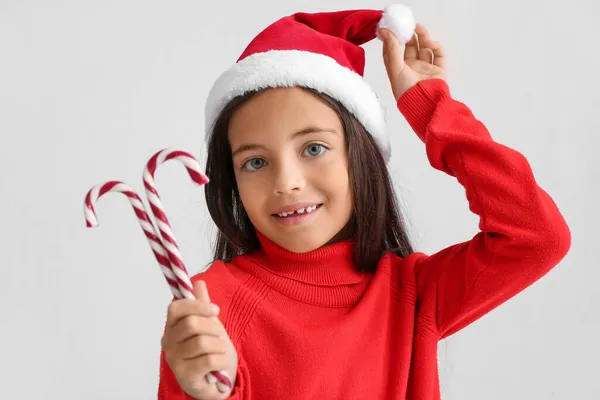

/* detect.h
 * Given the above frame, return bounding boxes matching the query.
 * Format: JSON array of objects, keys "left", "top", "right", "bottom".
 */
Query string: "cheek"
[
  {"left": 313, "top": 160, "right": 352, "bottom": 208},
  {"left": 235, "top": 173, "right": 268, "bottom": 215},
  {"left": 332, "top": 175, "right": 352, "bottom": 212}
]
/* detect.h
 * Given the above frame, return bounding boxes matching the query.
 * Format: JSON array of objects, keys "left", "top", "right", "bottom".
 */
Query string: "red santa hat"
[{"left": 204, "top": 4, "right": 416, "bottom": 163}]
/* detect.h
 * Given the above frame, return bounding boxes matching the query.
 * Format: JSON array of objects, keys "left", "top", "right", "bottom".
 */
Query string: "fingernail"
[
  {"left": 210, "top": 303, "right": 220, "bottom": 315},
  {"left": 216, "top": 381, "right": 230, "bottom": 393},
  {"left": 206, "top": 373, "right": 217, "bottom": 384}
]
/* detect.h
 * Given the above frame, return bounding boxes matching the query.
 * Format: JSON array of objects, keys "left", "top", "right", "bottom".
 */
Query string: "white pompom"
[{"left": 377, "top": 4, "right": 416, "bottom": 44}]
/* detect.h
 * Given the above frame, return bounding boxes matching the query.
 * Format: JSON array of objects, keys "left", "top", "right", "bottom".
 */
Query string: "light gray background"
[{"left": 1, "top": 0, "right": 597, "bottom": 399}]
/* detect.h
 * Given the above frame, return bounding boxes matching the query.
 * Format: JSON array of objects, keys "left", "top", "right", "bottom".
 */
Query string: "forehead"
[{"left": 227, "top": 87, "right": 343, "bottom": 144}]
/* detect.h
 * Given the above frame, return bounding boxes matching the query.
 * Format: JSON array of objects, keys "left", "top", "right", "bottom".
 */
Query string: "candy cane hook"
[{"left": 84, "top": 181, "right": 182, "bottom": 299}]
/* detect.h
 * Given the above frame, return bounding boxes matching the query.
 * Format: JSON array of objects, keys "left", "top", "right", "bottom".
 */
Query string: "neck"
[{"left": 233, "top": 229, "right": 372, "bottom": 307}]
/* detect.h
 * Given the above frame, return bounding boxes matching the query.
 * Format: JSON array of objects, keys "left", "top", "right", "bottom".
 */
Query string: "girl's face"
[{"left": 228, "top": 87, "right": 353, "bottom": 253}]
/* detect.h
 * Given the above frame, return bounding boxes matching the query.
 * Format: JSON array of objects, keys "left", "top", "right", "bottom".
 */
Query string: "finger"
[
  {"left": 419, "top": 39, "right": 446, "bottom": 69},
  {"left": 182, "top": 353, "right": 231, "bottom": 377},
  {"left": 162, "top": 319, "right": 226, "bottom": 355},
  {"left": 428, "top": 41, "right": 446, "bottom": 69},
  {"left": 380, "top": 29, "right": 404, "bottom": 60},
  {"left": 379, "top": 28, "right": 405, "bottom": 78},
  {"left": 216, "top": 379, "right": 232, "bottom": 394},
  {"left": 409, "top": 23, "right": 432, "bottom": 61},
  {"left": 167, "top": 298, "right": 220, "bottom": 328},
  {"left": 418, "top": 47, "right": 434, "bottom": 64},
  {"left": 170, "top": 353, "right": 232, "bottom": 391},
  {"left": 414, "top": 23, "right": 432, "bottom": 44},
  {"left": 194, "top": 280, "right": 211, "bottom": 304},
  {"left": 178, "top": 335, "right": 231, "bottom": 360},
  {"left": 404, "top": 32, "right": 419, "bottom": 60},
  {"left": 426, "top": 40, "right": 444, "bottom": 56},
  {"left": 168, "top": 315, "right": 228, "bottom": 344}
]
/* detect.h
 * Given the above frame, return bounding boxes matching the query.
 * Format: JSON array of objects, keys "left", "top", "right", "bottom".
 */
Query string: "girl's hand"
[
  {"left": 161, "top": 280, "right": 238, "bottom": 400},
  {"left": 379, "top": 23, "right": 447, "bottom": 101}
]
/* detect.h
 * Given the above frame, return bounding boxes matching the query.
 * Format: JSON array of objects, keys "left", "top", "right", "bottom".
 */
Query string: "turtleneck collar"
[{"left": 233, "top": 230, "right": 373, "bottom": 307}]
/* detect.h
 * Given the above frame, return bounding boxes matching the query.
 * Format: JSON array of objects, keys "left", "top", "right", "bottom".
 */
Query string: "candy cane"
[
  {"left": 142, "top": 149, "right": 208, "bottom": 299},
  {"left": 84, "top": 181, "right": 182, "bottom": 299},
  {"left": 143, "top": 149, "right": 232, "bottom": 392}
]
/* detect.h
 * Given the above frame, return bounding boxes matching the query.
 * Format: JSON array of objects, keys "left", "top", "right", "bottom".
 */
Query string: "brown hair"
[{"left": 204, "top": 87, "right": 414, "bottom": 273}]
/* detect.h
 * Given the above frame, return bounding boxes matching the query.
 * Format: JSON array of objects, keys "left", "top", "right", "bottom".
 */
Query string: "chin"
[{"left": 257, "top": 205, "right": 353, "bottom": 252}]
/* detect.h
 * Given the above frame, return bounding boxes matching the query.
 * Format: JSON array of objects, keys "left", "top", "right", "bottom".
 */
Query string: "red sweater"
[{"left": 158, "top": 79, "right": 571, "bottom": 399}]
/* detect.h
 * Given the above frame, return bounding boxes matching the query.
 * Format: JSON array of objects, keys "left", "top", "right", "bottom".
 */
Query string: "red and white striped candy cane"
[
  {"left": 142, "top": 149, "right": 209, "bottom": 300},
  {"left": 143, "top": 149, "right": 232, "bottom": 392},
  {"left": 83, "top": 181, "right": 182, "bottom": 299}
]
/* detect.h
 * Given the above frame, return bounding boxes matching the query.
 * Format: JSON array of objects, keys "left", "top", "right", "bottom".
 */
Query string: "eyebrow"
[{"left": 231, "top": 126, "right": 339, "bottom": 157}]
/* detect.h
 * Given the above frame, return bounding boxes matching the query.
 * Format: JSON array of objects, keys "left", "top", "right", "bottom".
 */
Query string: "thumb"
[
  {"left": 379, "top": 28, "right": 405, "bottom": 80},
  {"left": 193, "top": 280, "right": 211, "bottom": 303}
]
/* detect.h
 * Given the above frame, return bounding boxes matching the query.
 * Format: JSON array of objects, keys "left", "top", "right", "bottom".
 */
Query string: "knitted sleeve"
[{"left": 396, "top": 79, "right": 571, "bottom": 339}]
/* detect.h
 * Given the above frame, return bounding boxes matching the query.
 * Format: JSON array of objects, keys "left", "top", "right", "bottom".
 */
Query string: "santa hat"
[{"left": 204, "top": 4, "right": 416, "bottom": 163}]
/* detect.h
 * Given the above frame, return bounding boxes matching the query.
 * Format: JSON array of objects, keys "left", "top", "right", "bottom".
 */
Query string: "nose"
[{"left": 272, "top": 157, "right": 306, "bottom": 195}]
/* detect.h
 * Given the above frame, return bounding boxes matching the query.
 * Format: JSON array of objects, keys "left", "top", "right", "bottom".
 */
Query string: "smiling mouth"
[{"left": 272, "top": 203, "right": 323, "bottom": 218}]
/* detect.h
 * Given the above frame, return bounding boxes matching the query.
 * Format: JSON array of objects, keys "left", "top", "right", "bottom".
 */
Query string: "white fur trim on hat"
[{"left": 204, "top": 50, "right": 391, "bottom": 163}]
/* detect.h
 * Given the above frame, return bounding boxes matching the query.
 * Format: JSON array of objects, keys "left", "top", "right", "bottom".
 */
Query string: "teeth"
[{"left": 277, "top": 205, "right": 319, "bottom": 217}]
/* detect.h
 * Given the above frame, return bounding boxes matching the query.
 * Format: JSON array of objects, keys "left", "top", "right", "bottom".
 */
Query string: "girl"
[{"left": 158, "top": 6, "right": 571, "bottom": 400}]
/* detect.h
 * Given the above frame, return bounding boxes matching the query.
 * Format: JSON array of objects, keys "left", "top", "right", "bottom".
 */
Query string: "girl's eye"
[
  {"left": 303, "top": 143, "right": 327, "bottom": 157},
  {"left": 241, "top": 144, "right": 327, "bottom": 172},
  {"left": 242, "top": 158, "right": 266, "bottom": 171}
]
